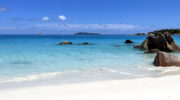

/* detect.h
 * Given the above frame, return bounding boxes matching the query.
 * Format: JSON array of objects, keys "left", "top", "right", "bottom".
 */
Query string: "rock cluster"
[
  {"left": 59, "top": 41, "right": 72, "bottom": 45},
  {"left": 59, "top": 41, "right": 91, "bottom": 45},
  {"left": 82, "top": 42, "right": 90, "bottom": 45}
]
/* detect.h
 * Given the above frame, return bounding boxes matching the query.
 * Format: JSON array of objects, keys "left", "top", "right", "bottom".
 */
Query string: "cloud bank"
[
  {"left": 36, "top": 24, "right": 144, "bottom": 30},
  {"left": 0, "top": 23, "right": 143, "bottom": 30},
  {"left": 0, "top": 24, "right": 153, "bottom": 34},
  {"left": 0, "top": 6, "right": 8, "bottom": 12}
]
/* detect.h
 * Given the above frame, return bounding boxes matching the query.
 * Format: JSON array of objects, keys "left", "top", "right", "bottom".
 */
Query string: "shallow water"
[{"left": 0, "top": 35, "right": 180, "bottom": 83}]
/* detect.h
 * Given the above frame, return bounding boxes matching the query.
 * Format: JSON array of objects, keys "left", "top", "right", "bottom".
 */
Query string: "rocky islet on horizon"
[{"left": 74, "top": 32, "right": 101, "bottom": 35}]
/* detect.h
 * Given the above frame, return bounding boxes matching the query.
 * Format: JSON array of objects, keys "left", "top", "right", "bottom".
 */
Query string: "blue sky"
[{"left": 0, "top": 0, "right": 180, "bottom": 34}]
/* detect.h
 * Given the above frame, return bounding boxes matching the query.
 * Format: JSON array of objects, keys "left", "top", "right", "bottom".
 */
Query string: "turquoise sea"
[{"left": 0, "top": 35, "right": 180, "bottom": 84}]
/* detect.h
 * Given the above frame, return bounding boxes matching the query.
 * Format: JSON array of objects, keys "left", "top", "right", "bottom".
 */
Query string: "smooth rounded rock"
[{"left": 154, "top": 51, "right": 180, "bottom": 67}]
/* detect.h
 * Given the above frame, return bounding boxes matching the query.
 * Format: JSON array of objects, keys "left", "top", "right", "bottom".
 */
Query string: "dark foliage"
[{"left": 153, "top": 29, "right": 180, "bottom": 35}]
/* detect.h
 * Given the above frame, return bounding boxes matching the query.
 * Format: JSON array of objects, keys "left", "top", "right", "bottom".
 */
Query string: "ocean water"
[{"left": 0, "top": 35, "right": 180, "bottom": 84}]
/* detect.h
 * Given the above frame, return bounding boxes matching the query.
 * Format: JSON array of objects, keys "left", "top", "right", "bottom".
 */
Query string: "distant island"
[
  {"left": 74, "top": 32, "right": 101, "bottom": 35},
  {"left": 153, "top": 29, "right": 180, "bottom": 35}
]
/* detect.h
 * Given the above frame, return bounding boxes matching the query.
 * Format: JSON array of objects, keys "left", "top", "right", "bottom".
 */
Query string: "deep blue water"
[{"left": 0, "top": 35, "right": 180, "bottom": 83}]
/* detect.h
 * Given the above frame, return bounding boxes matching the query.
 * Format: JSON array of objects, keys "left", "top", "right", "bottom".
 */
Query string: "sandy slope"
[{"left": 0, "top": 75, "right": 180, "bottom": 100}]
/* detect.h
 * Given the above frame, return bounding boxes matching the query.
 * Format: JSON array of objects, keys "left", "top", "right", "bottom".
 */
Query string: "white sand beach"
[{"left": 0, "top": 75, "right": 180, "bottom": 100}]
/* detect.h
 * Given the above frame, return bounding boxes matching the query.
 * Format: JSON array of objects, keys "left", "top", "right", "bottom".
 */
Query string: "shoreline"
[
  {"left": 0, "top": 66, "right": 180, "bottom": 90},
  {"left": 0, "top": 74, "right": 180, "bottom": 100}
]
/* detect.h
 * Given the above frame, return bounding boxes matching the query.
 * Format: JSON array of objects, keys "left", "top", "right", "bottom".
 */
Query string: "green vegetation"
[
  {"left": 136, "top": 33, "right": 146, "bottom": 35},
  {"left": 154, "top": 29, "right": 180, "bottom": 35}
]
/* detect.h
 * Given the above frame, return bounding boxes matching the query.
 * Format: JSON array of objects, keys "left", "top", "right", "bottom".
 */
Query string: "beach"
[
  {"left": 1, "top": 0, "right": 180, "bottom": 100},
  {"left": 0, "top": 75, "right": 180, "bottom": 100}
]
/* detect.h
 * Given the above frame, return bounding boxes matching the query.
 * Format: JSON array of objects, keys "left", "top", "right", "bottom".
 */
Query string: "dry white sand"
[{"left": 0, "top": 75, "right": 180, "bottom": 100}]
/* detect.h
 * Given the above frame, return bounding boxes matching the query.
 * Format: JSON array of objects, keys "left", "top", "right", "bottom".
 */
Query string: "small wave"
[
  {"left": 96, "top": 68, "right": 143, "bottom": 77},
  {"left": 0, "top": 69, "right": 82, "bottom": 84},
  {"left": 0, "top": 72, "right": 64, "bottom": 84},
  {"left": 136, "top": 65, "right": 180, "bottom": 74},
  {"left": 159, "top": 67, "right": 180, "bottom": 75}
]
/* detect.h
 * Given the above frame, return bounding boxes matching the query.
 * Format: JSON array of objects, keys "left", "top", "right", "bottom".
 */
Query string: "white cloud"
[
  {"left": 0, "top": 6, "right": 8, "bottom": 12},
  {"left": 58, "top": 15, "right": 66, "bottom": 21},
  {"left": 41, "top": 16, "right": 50, "bottom": 21}
]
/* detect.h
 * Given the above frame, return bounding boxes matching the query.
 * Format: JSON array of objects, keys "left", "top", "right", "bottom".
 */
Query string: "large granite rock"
[
  {"left": 154, "top": 51, "right": 180, "bottom": 67},
  {"left": 135, "top": 32, "right": 179, "bottom": 52}
]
